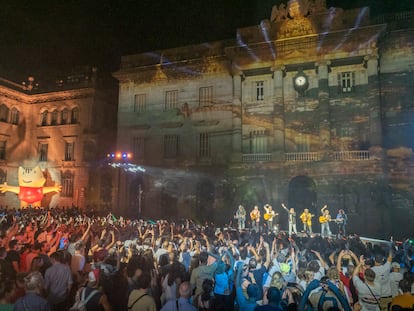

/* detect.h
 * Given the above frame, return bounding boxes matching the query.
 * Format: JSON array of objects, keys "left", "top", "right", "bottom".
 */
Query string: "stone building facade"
[
  {"left": 113, "top": 0, "right": 414, "bottom": 238},
  {"left": 0, "top": 69, "right": 117, "bottom": 210}
]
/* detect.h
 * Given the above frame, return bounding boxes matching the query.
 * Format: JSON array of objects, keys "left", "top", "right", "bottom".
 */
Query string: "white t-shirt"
[
  {"left": 371, "top": 262, "right": 391, "bottom": 297},
  {"left": 389, "top": 271, "right": 403, "bottom": 297},
  {"left": 352, "top": 276, "right": 381, "bottom": 311}
]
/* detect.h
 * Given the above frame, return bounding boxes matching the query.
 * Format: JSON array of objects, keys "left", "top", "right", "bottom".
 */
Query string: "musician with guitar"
[
  {"left": 299, "top": 208, "right": 314, "bottom": 235},
  {"left": 319, "top": 205, "right": 332, "bottom": 238},
  {"left": 281, "top": 203, "right": 297, "bottom": 236},
  {"left": 234, "top": 204, "right": 246, "bottom": 231},
  {"left": 250, "top": 205, "right": 261, "bottom": 232},
  {"left": 263, "top": 204, "right": 278, "bottom": 233}
]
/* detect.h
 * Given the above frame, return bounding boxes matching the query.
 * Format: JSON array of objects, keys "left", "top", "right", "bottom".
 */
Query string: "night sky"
[{"left": 1, "top": 0, "right": 413, "bottom": 80}]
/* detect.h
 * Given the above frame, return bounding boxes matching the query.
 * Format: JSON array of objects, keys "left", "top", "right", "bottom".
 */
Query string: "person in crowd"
[
  {"left": 128, "top": 273, "right": 157, "bottom": 311},
  {"left": 281, "top": 203, "right": 297, "bottom": 236},
  {"left": 160, "top": 281, "right": 197, "bottom": 311},
  {"left": 389, "top": 278, "right": 414, "bottom": 310},
  {"left": 250, "top": 206, "right": 261, "bottom": 233},
  {"left": 390, "top": 262, "right": 404, "bottom": 298},
  {"left": 0, "top": 246, "right": 15, "bottom": 281},
  {"left": 235, "top": 261, "right": 260, "bottom": 311},
  {"left": 254, "top": 286, "right": 283, "bottom": 311},
  {"left": 190, "top": 251, "right": 219, "bottom": 303},
  {"left": 235, "top": 204, "right": 247, "bottom": 231},
  {"left": 44, "top": 251, "right": 73, "bottom": 311},
  {"left": 352, "top": 256, "right": 381, "bottom": 311},
  {"left": 196, "top": 278, "right": 215, "bottom": 311},
  {"left": 6, "top": 239, "right": 20, "bottom": 274},
  {"left": 0, "top": 279, "right": 16, "bottom": 310},
  {"left": 371, "top": 248, "right": 393, "bottom": 310},
  {"left": 14, "top": 271, "right": 51, "bottom": 311}
]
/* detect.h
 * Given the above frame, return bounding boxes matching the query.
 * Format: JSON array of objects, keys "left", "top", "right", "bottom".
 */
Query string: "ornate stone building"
[
  {"left": 0, "top": 68, "right": 117, "bottom": 210},
  {"left": 113, "top": 0, "right": 414, "bottom": 238}
]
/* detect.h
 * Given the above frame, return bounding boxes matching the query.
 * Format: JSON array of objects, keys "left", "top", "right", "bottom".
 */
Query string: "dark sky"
[{"left": 0, "top": 0, "right": 413, "bottom": 80}]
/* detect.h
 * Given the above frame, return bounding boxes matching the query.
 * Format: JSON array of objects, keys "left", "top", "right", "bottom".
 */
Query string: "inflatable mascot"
[{"left": 0, "top": 166, "right": 61, "bottom": 208}]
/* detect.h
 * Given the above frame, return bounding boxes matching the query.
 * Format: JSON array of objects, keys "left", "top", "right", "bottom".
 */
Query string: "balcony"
[
  {"left": 242, "top": 153, "right": 272, "bottom": 163},
  {"left": 333, "top": 150, "right": 370, "bottom": 161},
  {"left": 285, "top": 152, "right": 321, "bottom": 162}
]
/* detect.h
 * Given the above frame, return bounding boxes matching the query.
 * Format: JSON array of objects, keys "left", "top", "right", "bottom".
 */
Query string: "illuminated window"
[
  {"left": 165, "top": 90, "right": 178, "bottom": 110},
  {"left": 248, "top": 130, "right": 268, "bottom": 153},
  {"left": 134, "top": 94, "right": 146, "bottom": 112},
  {"left": 10, "top": 108, "right": 19, "bottom": 125},
  {"left": 199, "top": 86, "right": 213, "bottom": 106},
  {"left": 0, "top": 141, "right": 6, "bottom": 160},
  {"left": 199, "top": 133, "right": 210, "bottom": 157},
  {"left": 338, "top": 72, "right": 355, "bottom": 93},
  {"left": 132, "top": 136, "right": 145, "bottom": 160},
  {"left": 39, "top": 143, "right": 48, "bottom": 161},
  {"left": 40, "top": 111, "right": 48, "bottom": 126},
  {"left": 163, "top": 135, "right": 179, "bottom": 158},
  {"left": 71, "top": 108, "right": 79, "bottom": 124},
  {"left": 255, "top": 81, "right": 265, "bottom": 101},
  {"left": 51, "top": 110, "right": 58, "bottom": 125},
  {"left": 61, "top": 109, "right": 68, "bottom": 125},
  {"left": 296, "top": 134, "right": 310, "bottom": 152},
  {"left": 61, "top": 171, "right": 74, "bottom": 197},
  {"left": 0, "top": 105, "right": 9, "bottom": 122},
  {"left": 64, "top": 142, "right": 75, "bottom": 161}
]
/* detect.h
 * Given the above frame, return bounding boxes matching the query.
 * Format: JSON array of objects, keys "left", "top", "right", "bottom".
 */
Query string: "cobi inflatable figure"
[{"left": 0, "top": 166, "right": 62, "bottom": 208}]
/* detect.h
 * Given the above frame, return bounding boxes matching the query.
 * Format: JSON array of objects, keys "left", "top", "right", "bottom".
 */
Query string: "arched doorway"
[{"left": 287, "top": 175, "right": 317, "bottom": 217}]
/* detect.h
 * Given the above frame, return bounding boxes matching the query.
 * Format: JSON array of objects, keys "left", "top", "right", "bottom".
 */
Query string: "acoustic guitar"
[{"left": 319, "top": 215, "right": 333, "bottom": 223}]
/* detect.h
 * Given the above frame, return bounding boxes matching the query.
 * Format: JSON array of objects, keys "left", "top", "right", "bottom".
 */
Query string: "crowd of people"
[{"left": 0, "top": 205, "right": 413, "bottom": 311}]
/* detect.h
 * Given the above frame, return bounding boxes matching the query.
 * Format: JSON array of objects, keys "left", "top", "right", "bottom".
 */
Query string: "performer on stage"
[
  {"left": 300, "top": 208, "right": 314, "bottom": 235},
  {"left": 281, "top": 203, "right": 297, "bottom": 236},
  {"left": 335, "top": 209, "right": 348, "bottom": 238},
  {"left": 319, "top": 205, "right": 332, "bottom": 238},
  {"left": 234, "top": 204, "right": 246, "bottom": 231},
  {"left": 250, "top": 205, "right": 261, "bottom": 232},
  {"left": 263, "top": 204, "right": 277, "bottom": 233}
]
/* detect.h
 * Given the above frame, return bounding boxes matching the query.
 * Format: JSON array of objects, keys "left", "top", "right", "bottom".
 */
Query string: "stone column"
[
  {"left": 317, "top": 61, "right": 331, "bottom": 152},
  {"left": 365, "top": 55, "right": 382, "bottom": 147},
  {"left": 272, "top": 66, "right": 285, "bottom": 158}
]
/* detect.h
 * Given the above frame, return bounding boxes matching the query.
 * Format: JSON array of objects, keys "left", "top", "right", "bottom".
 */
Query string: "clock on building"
[{"left": 293, "top": 73, "right": 309, "bottom": 93}]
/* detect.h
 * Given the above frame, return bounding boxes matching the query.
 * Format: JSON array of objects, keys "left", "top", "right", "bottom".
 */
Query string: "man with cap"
[{"left": 389, "top": 262, "right": 403, "bottom": 298}]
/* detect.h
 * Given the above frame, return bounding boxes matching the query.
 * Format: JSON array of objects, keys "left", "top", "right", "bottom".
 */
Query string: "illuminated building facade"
[
  {"left": 114, "top": 0, "right": 414, "bottom": 238},
  {"left": 0, "top": 68, "right": 117, "bottom": 210}
]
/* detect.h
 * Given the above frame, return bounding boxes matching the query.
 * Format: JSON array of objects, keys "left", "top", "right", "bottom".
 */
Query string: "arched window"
[
  {"left": 51, "top": 110, "right": 58, "bottom": 125},
  {"left": 40, "top": 110, "right": 48, "bottom": 126},
  {"left": 61, "top": 171, "right": 74, "bottom": 197},
  {"left": 10, "top": 108, "right": 19, "bottom": 125},
  {"left": 0, "top": 105, "right": 9, "bottom": 122},
  {"left": 0, "top": 169, "right": 6, "bottom": 196},
  {"left": 71, "top": 108, "right": 79, "bottom": 124},
  {"left": 61, "top": 109, "right": 69, "bottom": 125}
]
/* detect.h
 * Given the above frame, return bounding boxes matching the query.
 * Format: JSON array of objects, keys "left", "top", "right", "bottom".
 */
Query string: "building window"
[
  {"left": 338, "top": 72, "right": 355, "bottom": 93},
  {"left": 10, "top": 108, "right": 19, "bottom": 125},
  {"left": 296, "top": 134, "right": 310, "bottom": 152},
  {"left": 0, "top": 105, "right": 9, "bottom": 122},
  {"left": 39, "top": 143, "right": 48, "bottom": 161},
  {"left": 132, "top": 136, "right": 145, "bottom": 160},
  {"left": 61, "top": 171, "right": 74, "bottom": 197},
  {"left": 134, "top": 94, "right": 146, "bottom": 112},
  {"left": 64, "top": 142, "right": 75, "bottom": 161},
  {"left": 255, "top": 81, "right": 265, "bottom": 101},
  {"left": 248, "top": 130, "right": 268, "bottom": 153},
  {"left": 40, "top": 111, "right": 48, "bottom": 126},
  {"left": 163, "top": 135, "right": 179, "bottom": 158},
  {"left": 61, "top": 109, "right": 68, "bottom": 125},
  {"left": 199, "top": 86, "right": 213, "bottom": 106},
  {"left": 71, "top": 108, "right": 79, "bottom": 124},
  {"left": 51, "top": 110, "right": 58, "bottom": 125},
  {"left": 0, "top": 141, "right": 6, "bottom": 160},
  {"left": 199, "top": 133, "right": 210, "bottom": 157},
  {"left": 165, "top": 90, "right": 178, "bottom": 110}
]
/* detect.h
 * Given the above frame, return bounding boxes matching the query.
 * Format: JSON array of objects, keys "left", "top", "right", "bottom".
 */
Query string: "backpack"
[{"left": 69, "top": 288, "right": 99, "bottom": 311}]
